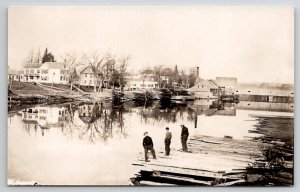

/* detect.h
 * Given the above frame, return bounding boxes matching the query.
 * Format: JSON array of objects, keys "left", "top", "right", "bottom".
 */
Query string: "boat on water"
[
  {"left": 170, "top": 89, "right": 195, "bottom": 101},
  {"left": 220, "top": 94, "right": 239, "bottom": 103},
  {"left": 154, "top": 88, "right": 172, "bottom": 101},
  {"left": 132, "top": 89, "right": 156, "bottom": 103},
  {"left": 112, "top": 90, "right": 125, "bottom": 105}
]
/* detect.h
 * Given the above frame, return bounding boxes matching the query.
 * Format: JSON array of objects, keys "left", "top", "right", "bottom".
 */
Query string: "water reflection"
[
  {"left": 8, "top": 99, "right": 294, "bottom": 185},
  {"left": 18, "top": 100, "right": 294, "bottom": 142},
  {"left": 19, "top": 103, "right": 127, "bottom": 143}
]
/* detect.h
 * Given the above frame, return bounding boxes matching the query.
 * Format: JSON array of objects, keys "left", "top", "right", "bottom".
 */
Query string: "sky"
[{"left": 8, "top": 6, "right": 294, "bottom": 84}]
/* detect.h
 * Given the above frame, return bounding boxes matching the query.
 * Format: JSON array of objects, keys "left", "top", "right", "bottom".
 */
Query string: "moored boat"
[{"left": 170, "top": 89, "right": 195, "bottom": 101}]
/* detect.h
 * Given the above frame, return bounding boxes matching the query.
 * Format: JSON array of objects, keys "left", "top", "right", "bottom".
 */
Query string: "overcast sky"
[{"left": 8, "top": 6, "right": 294, "bottom": 84}]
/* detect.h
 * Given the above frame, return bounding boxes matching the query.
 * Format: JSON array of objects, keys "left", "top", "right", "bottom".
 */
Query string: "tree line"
[
  {"left": 25, "top": 48, "right": 129, "bottom": 92},
  {"left": 24, "top": 48, "right": 198, "bottom": 92}
]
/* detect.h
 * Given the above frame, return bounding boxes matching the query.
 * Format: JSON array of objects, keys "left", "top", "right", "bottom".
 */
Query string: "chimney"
[{"left": 194, "top": 66, "right": 201, "bottom": 85}]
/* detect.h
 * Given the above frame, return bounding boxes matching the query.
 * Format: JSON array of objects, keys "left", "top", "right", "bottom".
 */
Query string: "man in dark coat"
[
  {"left": 164, "top": 127, "right": 172, "bottom": 156},
  {"left": 180, "top": 124, "right": 189, "bottom": 152},
  {"left": 143, "top": 132, "right": 156, "bottom": 162}
]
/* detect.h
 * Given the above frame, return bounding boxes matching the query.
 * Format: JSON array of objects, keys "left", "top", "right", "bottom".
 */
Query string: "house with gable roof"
[
  {"left": 39, "top": 62, "right": 69, "bottom": 84},
  {"left": 79, "top": 65, "right": 103, "bottom": 87}
]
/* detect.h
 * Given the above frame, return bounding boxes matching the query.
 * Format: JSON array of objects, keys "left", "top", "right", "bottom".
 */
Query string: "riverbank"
[{"left": 8, "top": 81, "right": 112, "bottom": 105}]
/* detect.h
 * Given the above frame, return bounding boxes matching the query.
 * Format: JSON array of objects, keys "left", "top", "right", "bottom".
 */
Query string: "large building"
[
  {"left": 20, "top": 62, "right": 70, "bottom": 84},
  {"left": 124, "top": 73, "right": 158, "bottom": 91}
]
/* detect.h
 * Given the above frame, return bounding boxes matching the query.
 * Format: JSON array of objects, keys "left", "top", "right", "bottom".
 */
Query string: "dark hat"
[
  {"left": 144, "top": 132, "right": 148, "bottom": 136},
  {"left": 166, "top": 127, "right": 169, "bottom": 130}
]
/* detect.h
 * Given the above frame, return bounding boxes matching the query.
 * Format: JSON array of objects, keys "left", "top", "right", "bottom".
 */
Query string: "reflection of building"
[
  {"left": 190, "top": 100, "right": 236, "bottom": 116},
  {"left": 236, "top": 101, "right": 294, "bottom": 112},
  {"left": 78, "top": 103, "right": 103, "bottom": 123},
  {"left": 21, "top": 106, "right": 68, "bottom": 128}
]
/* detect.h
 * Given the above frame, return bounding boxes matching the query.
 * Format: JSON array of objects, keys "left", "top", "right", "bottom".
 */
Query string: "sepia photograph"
[{"left": 7, "top": 6, "right": 294, "bottom": 186}]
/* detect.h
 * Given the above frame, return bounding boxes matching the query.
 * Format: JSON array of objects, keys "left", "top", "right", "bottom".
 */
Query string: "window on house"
[
  {"left": 60, "top": 76, "right": 63, "bottom": 81},
  {"left": 85, "top": 74, "right": 87, "bottom": 78},
  {"left": 30, "top": 70, "right": 34, "bottom": 73},
  {"left": 37, "top": 70, "right": 40, "bottom": 73},
  {"left": 90, "top": 74, "right": 93, "bottom": 78},
  {"left": 89, "top": 80, "right": 92, "bottom": 84}
]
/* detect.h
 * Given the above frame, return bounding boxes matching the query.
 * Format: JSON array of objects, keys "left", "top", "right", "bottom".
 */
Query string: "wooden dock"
[{"left": 131, "top": 135, "right": 265, "bottom": 186}]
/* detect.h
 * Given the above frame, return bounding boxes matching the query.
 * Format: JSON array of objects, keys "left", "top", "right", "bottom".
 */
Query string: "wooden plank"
[{"left": 215, "top": 179, "right": 246, "bottom": 186}]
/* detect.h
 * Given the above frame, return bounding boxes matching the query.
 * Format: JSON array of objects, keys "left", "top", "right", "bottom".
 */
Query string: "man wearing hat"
[
  {"left": 164, "top": 127, "right": 172, "bottom": 156},
  {"left": 142, "top": 132, "right": 156, "bottom": 162},
  {"left": 180, "top": 124, "right": 189, "bottom": 152}
]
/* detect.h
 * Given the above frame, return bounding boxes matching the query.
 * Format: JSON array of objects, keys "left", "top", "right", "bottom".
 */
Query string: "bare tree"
[
  {"left": 82, "top": 51, "right": 105, "bottom": 92},
  {"left": 116, "top": 56, "right": 129, "bottom": 91},
  {"left": 60, "top": 52, "right": 80, "bottom": 90}
]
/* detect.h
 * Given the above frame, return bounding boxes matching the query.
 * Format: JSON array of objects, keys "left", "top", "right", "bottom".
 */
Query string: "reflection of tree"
[
  {"left": 62, "top": 102, "right": 127, "bottom": 143},
  {"left": 132, "top": 101, "right": 195, "bottom": 124}
]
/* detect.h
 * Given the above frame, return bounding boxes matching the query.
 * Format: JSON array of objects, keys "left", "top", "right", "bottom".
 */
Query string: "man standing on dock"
[
  {"left": 180, "top": 124, "right": 189, "bottom": 152},
  {"left": 164, "top": 127, "right": 172, "bottom": 156},
  {"left": 143, "top": 132, "right": 156, "bottom": 162}
]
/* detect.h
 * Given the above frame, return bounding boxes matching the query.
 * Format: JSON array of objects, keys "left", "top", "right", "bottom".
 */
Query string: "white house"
[
  {"left": 79, "top": 66, "right": 103, "bottom": 87},
  {"left": 23, "top": 63, "right": 42, "bottom": 82},
  {"left": 39, "top": 62, "right": 69, "bottom": 84},
  {"left": 22, "top": 62, "right": 69, "bottom": 84},
  {"left": 124, "top": 74, "right": 158, "bottom": 91},
  {"left": 8, "top": 68, "right": 23, "bottom": 82}
]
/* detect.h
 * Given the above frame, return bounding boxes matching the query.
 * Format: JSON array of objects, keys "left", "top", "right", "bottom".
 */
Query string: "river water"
[{"left": 7, "top": 100, "right": 294, "bottom": 185}]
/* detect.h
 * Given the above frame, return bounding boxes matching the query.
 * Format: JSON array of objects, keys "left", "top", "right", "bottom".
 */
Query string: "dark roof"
[
  {"left": 79, "top": 116, "right": 97, "bottom": 124},
  {"left": 80, "top": 65, "right": 103, "bottom": 75},
  {"left": 160, "top": 68, "right": 172, "bottom": 76},
  {"left": 22, "top": 119, "right": 38, "bottom": 124},
  {"left": 44, "top": 62, "right": 66, "bottom": 69},
  {"left": 24, "top": 63, "right": 42, "bottom": 68},
  {"left": 193, "top": 79, "right": 219, "bottom": 89},
  {"left": 8, "top": 69, "right": 23, "bottom": 75}
]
